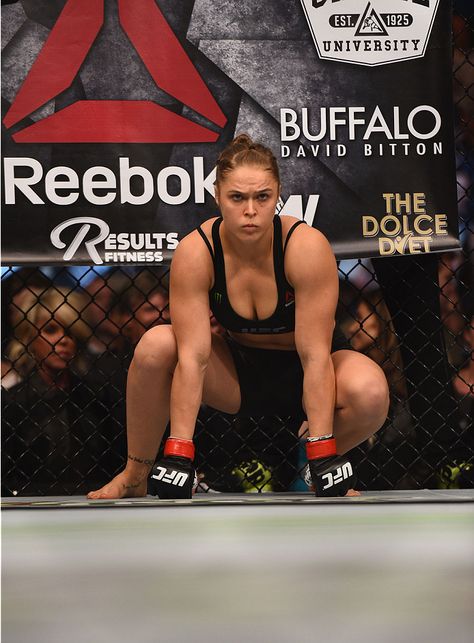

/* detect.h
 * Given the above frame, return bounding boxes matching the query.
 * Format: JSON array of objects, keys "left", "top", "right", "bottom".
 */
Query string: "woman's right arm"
[{"left": 168, "top": 232, "right": 213, "bottom": 441}]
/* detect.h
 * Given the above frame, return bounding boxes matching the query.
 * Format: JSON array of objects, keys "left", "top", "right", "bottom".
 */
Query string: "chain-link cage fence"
[{"left": 2, "top": 7, "right": 473, "bottom": 496}]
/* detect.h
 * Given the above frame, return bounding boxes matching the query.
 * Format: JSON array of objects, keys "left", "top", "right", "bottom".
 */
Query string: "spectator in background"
[
  {"left": 82, "top": 268, "right": 140, "bottom": 431},
  {"left": 83, "top": 269, "right": 133, "bottom": 355},
  {"left": 117, "top": 269, "right": 170, "bottom": 346},
  {"left": 88, "top": 269, "right": 171, "bottom": 370},
  {"left": 1, "top": 268, "right": 52, "bottom": 390},
  {"left": 2, "top": 287, "right": 122, "bottom": 496},
  {"left": 87, "top": 269, "right": 171, "bottom": 438}
]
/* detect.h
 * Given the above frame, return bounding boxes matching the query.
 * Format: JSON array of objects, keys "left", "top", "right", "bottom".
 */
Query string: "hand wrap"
[
  {"left": 148, "top": 438, "right": 196, "bottom": 499},
  {"left": 305, "top": 437, "right": 356, "bottom": 497}
]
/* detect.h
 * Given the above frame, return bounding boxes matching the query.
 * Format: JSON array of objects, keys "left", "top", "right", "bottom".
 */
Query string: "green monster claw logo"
[
  {"left": 232, "top": 460, "right": 273, "bottom": 493},
  {"left": 213, "top": 292, "right": 222, "bottom": 304},
  {"left": 437, "top": 461, "right": 473, "bottom": 489}
]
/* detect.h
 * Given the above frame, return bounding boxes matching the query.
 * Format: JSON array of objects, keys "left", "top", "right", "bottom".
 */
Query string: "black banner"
[{"left": 1, "top": 0, "right": 459, "bottom": 265}]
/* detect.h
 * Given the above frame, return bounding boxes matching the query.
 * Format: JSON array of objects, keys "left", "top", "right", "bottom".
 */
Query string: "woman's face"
[
  {"left": 215, "top": 164, "right": 279, "bottom": 238},
  {"left": 31, "top": 317, "right": 77, "bottom": 372}
]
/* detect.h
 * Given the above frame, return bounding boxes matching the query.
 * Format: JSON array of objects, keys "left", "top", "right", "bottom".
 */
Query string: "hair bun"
[
  {"left": 233, "top": 133, "right": 253, "bottom": 145},
  {"left": 231, "top": 133, "right": 254, "bottom": 151},
  {"left": 215, "top": 133, "right": 280, "bottom": 186}
]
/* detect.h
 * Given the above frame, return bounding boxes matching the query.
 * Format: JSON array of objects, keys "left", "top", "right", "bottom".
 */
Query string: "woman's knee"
[
  {"left": 132, "top": 325, "right": 177, "bottom": 373},
  {"left": 337, "top": 362, "right": 390, "bottom": 425},
  {"left": 361, "top": 373, "right": 389, "bottom": 419}
]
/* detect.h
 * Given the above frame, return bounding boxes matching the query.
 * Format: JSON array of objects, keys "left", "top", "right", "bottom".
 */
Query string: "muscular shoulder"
[
  {"left": 283, "top": 219, "right": 336, "bottom": 286},
  {"left": 171, "top": 223, "right": 215, "bottom": 290}
]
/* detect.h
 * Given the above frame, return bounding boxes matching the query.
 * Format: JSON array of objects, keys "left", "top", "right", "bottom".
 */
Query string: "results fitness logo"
[
  {"left": 3, "top": 0, "right": 226, "bottom": 142},
  {"left": 300, "top": 0, "right": 440, "bottom": 66},
  {"left": 50, "top": 217, "right": 179, "bottom": 265}
]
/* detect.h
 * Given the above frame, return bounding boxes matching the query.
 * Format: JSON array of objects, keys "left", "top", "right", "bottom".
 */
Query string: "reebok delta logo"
[
  {"left": 284, "top": 291, "right": 295, "bottom": 307},
  {"left": 3, "top": 0, "right": 226, "bottom": 143},
  {"left": 300, "top": 0, "right": 440, "bottom": 66}
]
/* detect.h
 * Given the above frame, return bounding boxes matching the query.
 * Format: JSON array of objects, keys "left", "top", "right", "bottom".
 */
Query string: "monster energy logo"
[{"left": 213, "top": 292, "right": 222, "bottom": 304}]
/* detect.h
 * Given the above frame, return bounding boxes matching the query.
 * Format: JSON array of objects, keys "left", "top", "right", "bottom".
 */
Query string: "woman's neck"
[{"left": 220, "top": 220, "right": 274, "bottom": 266}]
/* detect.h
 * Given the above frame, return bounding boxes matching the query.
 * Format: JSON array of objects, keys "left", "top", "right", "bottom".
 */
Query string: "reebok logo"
[
  {"left": 3, "top": 0, "right": 226, "bottom": 143},
  {"left": 285, "top": 291, "right": 295, "bottom": 307}
]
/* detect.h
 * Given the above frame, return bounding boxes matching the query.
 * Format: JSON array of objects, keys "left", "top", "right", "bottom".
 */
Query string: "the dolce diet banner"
[{"left": 1, "top": 0, "right": 459, "bottom": 265}]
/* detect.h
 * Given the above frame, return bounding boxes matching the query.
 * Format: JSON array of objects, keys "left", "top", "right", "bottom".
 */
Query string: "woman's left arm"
[{"left": 285, "top": 225, "right": 339, "bottom": 439}]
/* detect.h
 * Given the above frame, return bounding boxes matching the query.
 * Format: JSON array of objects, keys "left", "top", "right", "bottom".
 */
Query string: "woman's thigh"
[{"left": 202, "top": 333, "right": 241, "bottom": 414}]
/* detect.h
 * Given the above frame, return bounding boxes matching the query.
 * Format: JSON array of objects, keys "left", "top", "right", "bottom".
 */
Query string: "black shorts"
[{"left": 225, "top": 327, "right": 350, "bottom": 418}]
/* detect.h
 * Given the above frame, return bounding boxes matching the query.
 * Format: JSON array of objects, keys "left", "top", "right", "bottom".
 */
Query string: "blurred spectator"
[
  {"left": 1, "top": 268, "right": 52, "bottom": 389},
  {"left": 88, "top": 268, "right": 171, "bottom": 438},
  {"left": 116, "top": 268, "right": 170, "bottom": 346},
  {"left": 83, "top": 269, "right": 133, "bottom": 355},
  {"left": 2, "top": 288, "right": 123, "bottom": 496}
]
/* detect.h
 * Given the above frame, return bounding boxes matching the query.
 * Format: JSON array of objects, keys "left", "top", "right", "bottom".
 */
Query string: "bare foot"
[
  {"left": 345, "top": 488, "right": 361, "bottom": 497},
  {"left": 87, "top": 471, "right": 148, "bottom": 500}
]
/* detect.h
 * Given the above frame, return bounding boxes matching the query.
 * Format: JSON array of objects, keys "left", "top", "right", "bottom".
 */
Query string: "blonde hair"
[
  {"left": 7, "top": 288, "right": 91, "bottom": 376},
  {"left": 215, "top": 133, "right": 280, "bottom": 186}
]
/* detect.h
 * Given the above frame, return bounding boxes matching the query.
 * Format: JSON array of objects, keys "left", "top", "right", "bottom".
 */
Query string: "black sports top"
[{"left": 197, "top": 216, "right": 304, "bottom": 334}]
